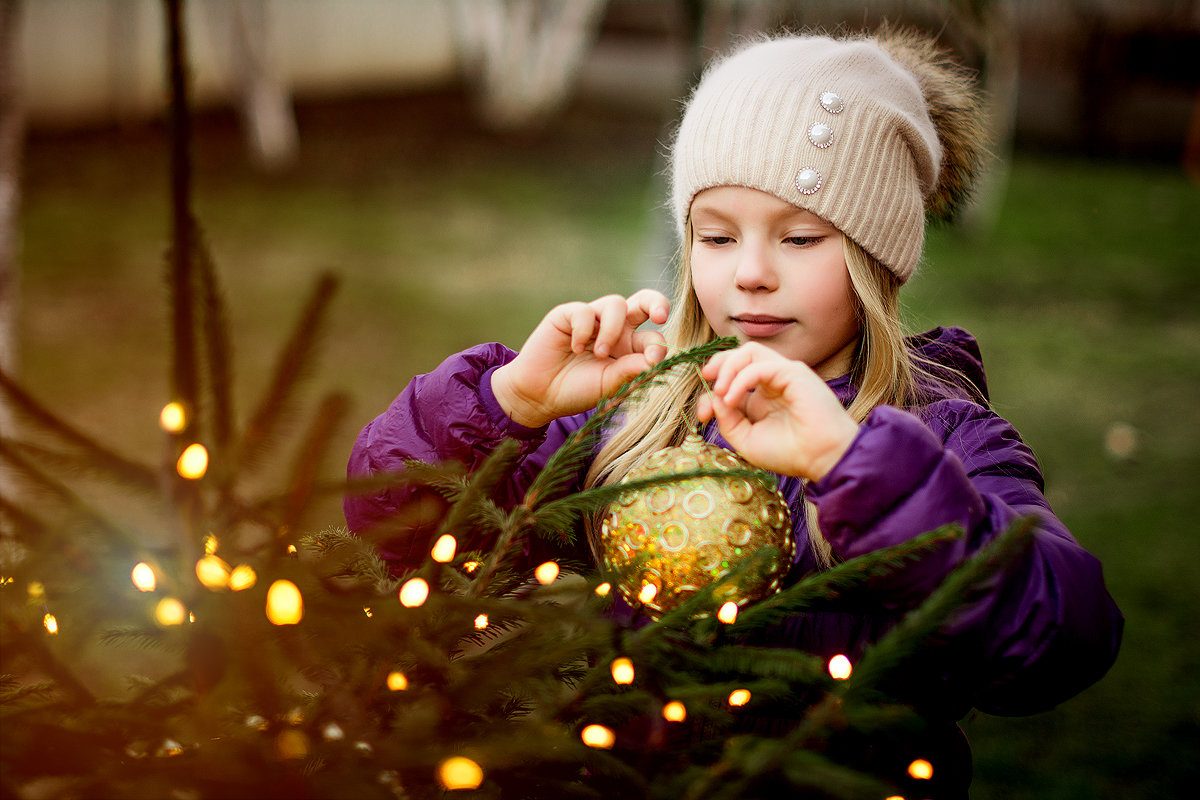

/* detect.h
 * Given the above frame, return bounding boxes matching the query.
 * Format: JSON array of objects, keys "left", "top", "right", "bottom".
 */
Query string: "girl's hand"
[
  {"left": 696, "top": 342, "right": 859, "bottom": 481},
  {"left": 492, "top": 290, "right": 670, "bottom": 428}
]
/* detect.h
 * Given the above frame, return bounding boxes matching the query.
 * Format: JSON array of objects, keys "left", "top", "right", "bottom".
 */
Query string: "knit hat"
[{"left": 669, "top": 28, "right": 987, "bottom": 283}]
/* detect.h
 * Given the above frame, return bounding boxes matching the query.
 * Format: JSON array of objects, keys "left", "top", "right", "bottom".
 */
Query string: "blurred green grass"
[{"left": 17, "top": 92, "right": 1200, "bottom": 798}]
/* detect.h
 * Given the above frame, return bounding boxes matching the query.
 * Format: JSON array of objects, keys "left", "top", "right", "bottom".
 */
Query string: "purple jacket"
[{"left": 346, "top": 326, "right": 1121, "bottom": 726}]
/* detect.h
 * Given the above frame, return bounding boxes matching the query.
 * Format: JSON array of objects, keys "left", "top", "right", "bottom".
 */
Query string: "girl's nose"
[{"left": 735, "top": 244, "right": 779, "bottom": 291}]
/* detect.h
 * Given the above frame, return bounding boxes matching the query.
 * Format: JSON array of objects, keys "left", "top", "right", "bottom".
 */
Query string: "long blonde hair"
[{"left": 584, "top": 223, "right": 932, "bottom": 566}]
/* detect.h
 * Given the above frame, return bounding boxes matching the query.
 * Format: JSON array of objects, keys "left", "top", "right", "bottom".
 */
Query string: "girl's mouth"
[{"left": 732, "top": 315, "right": 793, "bottom": 338}]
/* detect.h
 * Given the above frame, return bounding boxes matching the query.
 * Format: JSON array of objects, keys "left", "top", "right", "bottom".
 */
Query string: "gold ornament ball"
[{"left": 599, "top": 432, "right": 793, "bottom": 618}]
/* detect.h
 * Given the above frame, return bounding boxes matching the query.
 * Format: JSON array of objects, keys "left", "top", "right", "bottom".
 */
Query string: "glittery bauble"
[{"left": 599, "top": 432, "right": 793, "bottom": 618}]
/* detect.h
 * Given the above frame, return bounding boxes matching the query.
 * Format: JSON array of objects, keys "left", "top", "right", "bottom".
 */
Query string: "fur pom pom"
[{"left": 873, "top": 25, "right": 991, "bottom": 222}]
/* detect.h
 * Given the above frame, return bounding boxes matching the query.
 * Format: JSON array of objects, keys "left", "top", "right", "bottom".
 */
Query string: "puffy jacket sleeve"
[
  {"left": 806, "top": 402, "right": 1123, "bottom": 716},
  {"left": 344, "top": 343, "right": 587, "bottom": 567}
]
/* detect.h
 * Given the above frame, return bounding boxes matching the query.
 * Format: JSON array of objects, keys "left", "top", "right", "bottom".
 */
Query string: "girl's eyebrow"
[{"left": 691, "top": 202, "right": 834, "bottom": 229}]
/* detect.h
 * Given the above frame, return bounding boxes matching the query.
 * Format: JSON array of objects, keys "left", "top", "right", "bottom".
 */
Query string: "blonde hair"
[{"left": 584, "top": 223, "right": 938, "bottom": 567}]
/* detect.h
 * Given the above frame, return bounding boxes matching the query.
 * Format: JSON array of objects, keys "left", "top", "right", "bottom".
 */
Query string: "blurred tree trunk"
[
  {"left": 451, "top": 0, "right": 608, "bottom": 131},
  {"left": 0, "top": 0, "right": 21, "bottom": 388},
  {"left": 213, "top": 0, "right": 298, "bottom": 170}
]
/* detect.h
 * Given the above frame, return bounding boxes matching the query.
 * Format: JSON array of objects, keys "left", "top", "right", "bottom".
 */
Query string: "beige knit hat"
[{"left": 669, "top": 28, "right": 986, "bottom": 283}]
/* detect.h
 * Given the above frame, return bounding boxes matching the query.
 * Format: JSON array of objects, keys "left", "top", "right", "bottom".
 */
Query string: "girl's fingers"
[
  {"left": 625, "top": 288, "right": 671, "bottom": 328},
  {"left": 631, "top": 330, "right": 668, "bottom": 364},
  {"left": 593, "top": 295, "right": 630, "bottom": 358}
]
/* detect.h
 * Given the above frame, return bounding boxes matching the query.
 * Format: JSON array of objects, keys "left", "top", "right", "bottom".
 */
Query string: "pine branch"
[
  {"left": 842, "top": 516, "right": 1037, "bottom": 698},
  {"left": 523, "top": 337, "right": 738, "bottom": 510},
  {"left": 233, "top": 272, "right": 339, "bottom": 475},
  {"left": 193, "top": 223, "right": 235, "bottom": 451},
  {"left": 0, "top": 371, "right": 158, "bottom": 492}
]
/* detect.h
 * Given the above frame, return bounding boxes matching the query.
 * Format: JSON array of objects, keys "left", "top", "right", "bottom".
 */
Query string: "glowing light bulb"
[
  {"left": 728, "top": 689, "right": 751, "bottom": 707},
  {"left": 160, "top": 402, "right": 186, "bottom": 433},
  {"left": 638, "top": 583, "right": 657, "bottom": 604},
  {"left": 717, "top": 601, "right": 738, "bottom": 624},
  {"left": 203, "top": 534, "right": 219, "bottom": 554},
  {"left": 386, "top": 670, "right": 408, "bottom": 691},
  {"left": 580, "top": 724, "right": 615, "bottom": 749},
  {"left": 438, "top": 756, "right": 483, "bottom": 790},
  {"left": 363, "top": 606, "right": 373, "bottom": 618},
  {"left": 431, "top": 534, "right": 457, "bottom": 563},
  {"left": 462, "top": 561, "right": 480, "bottom": 574},
  {"left": 884, "top": 796, "right": 905, "bottom": 800},
  {"left": 286, "top": 544, "right": 297, "bottom": 555},
  {"left": 266, "top": 580, "right": 303, "bottom": 625},
  {"left": 907, "top": 759, "right": 933, "bottom": 780},
  {"left": 42, "top": 613, "right": 58, "bottom": 634},
  {"left": 228, "top": 564, "right": 257, "bottom": 591},
  {"left": 534, "top": 561, "right": 559, "bottom": 585},
  {"left": 399, "top": 577, "right": 429, "bottom": 608},
  {"left": 195, "top": 555, "right": 231, "bottom": 590},
  {"left": 610, "top": 657, "right": 635, "bottom": 685},
  {"left": 131, "top": 562, "right": 157, "bottom": 592},
  {"left": 662, "top": 701, "right": 687, "bottom": 722},
  {"left": 828, "top": 654, "right": 853, "bottom": 680},
  {"left": 155, "top": 597, "right": 187, "bottom": 626},
  {"left": 594, "top": 581, "right": 611, "bottom": 597},
  {"left": 474, "top": 614, "right": 488, "bottom": 630},
  {"left": 275, "top": 729, "right": 308, "bottom": 760},
  {"left": 176, "top": 443, "right": 209, "bottom": 480}
]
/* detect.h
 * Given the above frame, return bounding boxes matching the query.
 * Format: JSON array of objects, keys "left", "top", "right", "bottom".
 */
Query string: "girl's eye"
[
  {"left": 785, "top": 235, "right": 824, "bottom": 247},
  {"left": 697, "top": 235, "right": 733, "bottom": 246}
]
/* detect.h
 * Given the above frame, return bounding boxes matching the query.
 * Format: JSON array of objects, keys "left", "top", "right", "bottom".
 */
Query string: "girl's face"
[{"left": 689, "top": 186, "right": 860, "bottom": 379}]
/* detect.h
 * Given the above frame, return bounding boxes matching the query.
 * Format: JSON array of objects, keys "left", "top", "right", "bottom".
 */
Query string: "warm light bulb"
[
  {"left": 431, "top": 534, "right": 457, "bottom": 563},
  {"left": 131, "top": 562, "right": 157, "bottom": 592},
  {"left": 195, "top": 555, "right": 231, "bottom": 590},
  {"left": 594, "top": 581, "right": 611, "bottom": 597},
  {"left": 907, "top": 759, "right": 934, "bottom": 780},
  {"left": 662, "top": 701, "right": 687, "bottom": 722},
  {"left": 42, "top": 613, "right": 58, "bottom": 634},
  {"left": 363, "top": 606, "right": 373, "bottom": 618},
  {"left": 828, "top": 654, "right": 852, "bottom": 680},
  {"left": 610, "top": 657, "right": 635, "bottom": 685},
  {"left": 534, "top": 561, "right": 559, "bottom": 585},
  {"left": 266, "top": 580, "right": 303, "bottom": 625},
  {"left": 728, "top": 689, "right": 751, "bottom": 707},
  {"left": 638, "top": 583, "right": 657, "bottom": 604},
  {"left": 399, "top": 577, "right": 429, "bottom": 608},
  {"left": 580, "top": 724, "right": 615, "bottom": 749},
  {"left": 717, "top": 601, "right": 738, "bottom": 624},
  {"left": 386, "top": 671, "right": 408, "bottom": 691},
  {"left": 228, "top": 564, "right": 257, "bottom": 591},
  {"left": 176, "top": 443, "right": 209, "bottom": 479},
  {"left": 203, "top": 534, "right": 219, "bottom": 554},
  {"left": 438, "top": 756, "right": 483, "bottom": 790},
  {"left": 155, "top": 597, "right": 187, "bottom": 626},
  {"left": 160, "top": 402, "right": 186, "bottom": 433},
  {"left": 474, "top": 614, "right": 488, "bottom": 630},
  {"left": 462, "top": 561, "right": 480, "bottom": 574}
]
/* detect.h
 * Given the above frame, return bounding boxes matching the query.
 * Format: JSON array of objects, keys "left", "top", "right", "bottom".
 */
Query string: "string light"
[
  {"left": 131, "top": 562, "right": 157, "bottom": 592},
  {"left": 155, "top": 597, "right": 187, "bottom": 626},
  {"left": 431, "top": 534, "right": 457, "bottom": 563},
  {"left": 159, "top": 402, "right": 186, "bottom": 433},
  {"left": 662, "top": 701, "right": 687, "bottom": 722},
  {"left": 828, "top": 654, "right": 853, "bottom": 680},
  {"left": 907, "top": 759, "right": 934, "bottom": 781},
  {"left": 717, "top": 601, "right": 738, "bottom": 624},
  {"left": 474, "top": 614, "right": 488, "bottom": 630},
  {"left": 228, "top": 565, "right": 257, "bottom": 591},
  {"left": 363, "top": 606, "right": 373, "bottom": 618},
  {"left": 386, "top": 671, "right": 408, "bottom": 691},
  {"left": 727, "top": 689, "right": 751, "bottom": 707},
  {"left": 610, "top": 657, "right": 635, "bottom": 685},
  {"left": 176, "top": 443, "right": 209, "bottom": 480},
  {"left": 195, "top": 555, "right": 231, "bottom": 590},
  {"left": 398, "top": 577, "right": 429, "bottom": 608},
  {"left": 203, "top": 534, "right": 219, "bottom": 554},
  {"left": 462, "top": 561, "right": 480, "bottom": 574},
  {"left": 534, "top": 561, "right": 559, "bottom": 585},
  {"left": 438, "top": 756, "right": 483, "bottom": 790},
  {"left": 638, "top": 583, "right": 657, "bottom": 604},
  {"left": 266, "top": 580, "right": 303, "bottom": 625},
  {"left": 580, "top": 724, "right": 615, "bottom": 749},
  {"left": 42, "top": 613, "right": 58, "bottom": 634},
  {"left": 594, "top": 582, "right": 611, "bottom": 597}
]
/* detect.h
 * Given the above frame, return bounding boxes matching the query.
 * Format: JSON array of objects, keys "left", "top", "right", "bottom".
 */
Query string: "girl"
[{"left": 346, "top": 28, "right": 1122, "bottom": 798}]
